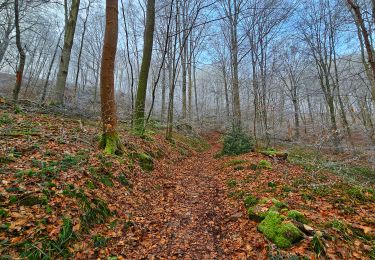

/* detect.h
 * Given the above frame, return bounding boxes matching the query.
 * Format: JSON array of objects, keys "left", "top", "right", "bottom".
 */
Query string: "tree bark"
[
  {"left": 0, "top": 12, "right": 13, "bottom": 65},
  {"left": 133, "top": 0, "right": 156, "bottom": 133},
  {"left": 347, "top": 0, "right": 375, "bottom": 102},
  {"left": 99, "top": 0, "right": 121, "bottom": 154},
  {"left": 41, "top": 31, "right": 64, "bottom": 104},
  {"left": 229, "top": 0, "right": 242, "bottom": 129},
  {"left": 54, "top": 0, "right": 80, "bottom": 106},
  {"left": 12, "top": 0, "right": 25, "bottom": 103},
  {"left": 74, "top": 0, "right": 92, "bottom": 104}
]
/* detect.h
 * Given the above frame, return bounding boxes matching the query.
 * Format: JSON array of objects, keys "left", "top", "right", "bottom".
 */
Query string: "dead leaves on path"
[{"left": 1, "top": 107, "right": 374, "bottom": 259}]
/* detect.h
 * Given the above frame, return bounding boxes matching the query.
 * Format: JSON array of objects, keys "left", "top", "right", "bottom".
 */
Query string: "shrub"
[{"left": 222, "top": 128, "right": 254, "bottom": 156}]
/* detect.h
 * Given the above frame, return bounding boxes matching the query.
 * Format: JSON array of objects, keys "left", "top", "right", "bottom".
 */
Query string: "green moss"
[
  {"left": 225, "top": 159, "right": 247, "bottom": 167},
  {"left": 258, "top": 211, "right": 303, "bottom": 248},
  {"left": 17, "top": 195, "right": 48, "bottom": 206},
  {"left": 92, "top": 235, "right": 108, "bottom": 248},
  {"left": 119, "top": 174, "right": 131, "bottom": 187},
  {"left": 234, "top": 165, "right": 245, "bottom": 171},
  {"left": 100, "top": 176, "right": 113, "bottom": 187},
  {"left": 0, "top": 113, "right": 13, "bottom": 126},
  {"left": 329, "top": 219, "right": 347, "bottom": 233},
  {"left": 86, "top": 181, "right": 96, "bottom": 189},
  {"left": 99, "top": 133, "right": 122, "bottom": 155},
  {"left": 136, "top": 153, "right": 153, "bottom": 171},
  {"left": 287, "top": 210, "right": 307, "bottom": 224},
  {"left": 248, "top": 205, "right": 269, "bottom": 222},
  {"left": 272, "top": 198, "right": 288, "bottom": 209},
  {"left": 258, "top": 160, "right": 272, "bottom": 170},
  {"left": 268, "top": 182, "right": 277, "bottom": 189},
  {"left": 227, "top": 179, "right": 237, "bottom": 188},
  {"left": 244, "top": 195, "right": 258, "bottom": 208},
  {"left": 248, "top": 163, "right": 258, "bottom": 170},
  {"left": 347, "top": 186, "right": 368, "bottom": 201},
  {"left": 0, "top": 208, "right": 8, "bottom": 218}
]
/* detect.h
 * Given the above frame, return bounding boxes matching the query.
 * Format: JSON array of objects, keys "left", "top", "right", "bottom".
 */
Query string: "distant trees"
[
  {"left": 278, "top": 44, "right": 306, "bottom": 140},
  {"left": 99, "top": 0, "right": 121, "bottom": 154},
  {"left": 55, "top": 0, "right": 80, "bottom": 105},
  {"left": 0, "top": 6, "right": 14, "bottom": 65},
  {"left": 299, "top": 0, "right": 343, "bottom": 151},
  {"left": 1, "top": 0, "right": 375, "bottom": 151}
]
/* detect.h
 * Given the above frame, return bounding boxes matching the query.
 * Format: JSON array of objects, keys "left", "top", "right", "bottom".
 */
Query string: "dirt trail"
[{"left": 130, "top": 135, "right": 236, "bottom": 259}]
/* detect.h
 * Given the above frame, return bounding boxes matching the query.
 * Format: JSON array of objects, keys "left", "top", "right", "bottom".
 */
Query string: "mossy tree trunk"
[
  {"left": 133, "top": 0, "right": 156, "bottom": 133},
  {"left": 54, "top": 0, "right": 80, "bottom": 106},
  {"left": 230, "top": 0, "right": 242, "bottom": 130},
  {"left": 99, "top": 0, "right": 121, "bottom": 155},
  {"left": 12, "top": 0, "right": 25, "bottom": 103}
]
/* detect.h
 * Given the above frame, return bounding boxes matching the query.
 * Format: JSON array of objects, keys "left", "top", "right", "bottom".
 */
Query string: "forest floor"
[{"left": 0, "top": 101, "right": 375, "bottom": 259}]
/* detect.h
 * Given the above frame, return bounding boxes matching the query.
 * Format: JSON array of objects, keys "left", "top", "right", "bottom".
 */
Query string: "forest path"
[{"left": 130, "top": 133, "right": 239, "bottom": 259}]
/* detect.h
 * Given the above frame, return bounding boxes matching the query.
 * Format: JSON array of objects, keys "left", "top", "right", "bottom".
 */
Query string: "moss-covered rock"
[
  {"left": 248, "top": 204, "right": 270, "bottom": 222},
  {"left": 271, "top": 198, "right": 288, "bottom": 209},
  {"left": 258, "top": 211, "right": 304, "bottom": 248},
  {"left": 137, "top": 153, "right": 153, "bottom": 171},
  {"left": 247, "top": 198, "right": 288, "bottom": 222},
  {"left": 287, "top": 210, "right": 307, "bottom": 224}
]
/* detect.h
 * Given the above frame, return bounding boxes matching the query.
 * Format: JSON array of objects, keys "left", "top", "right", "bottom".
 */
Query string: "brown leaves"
[{"left": 1, "top": 108, "right": 374, "bottom": 259}]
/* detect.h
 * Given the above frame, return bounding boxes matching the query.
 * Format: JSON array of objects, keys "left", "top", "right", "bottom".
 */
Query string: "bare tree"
[
  {"left": 12, "top": 0, "right": 25, "bottom": 103},
  {"left": 54, "top": 0, "right": 80, "bottom": 105}
]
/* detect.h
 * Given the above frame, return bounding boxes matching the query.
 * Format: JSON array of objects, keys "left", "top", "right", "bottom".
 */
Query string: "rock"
[
  {"left": 302, "top": 224, "right": 315, "bottom": 235},
  {"left": 247, "top": 198, "right": 287, "bottom": 222},
  {"left": 248, "top": 204, "right": 270, "bottom": 222},
  {"left": 258, "top": 210, "right": 304, "bottom": 248}
]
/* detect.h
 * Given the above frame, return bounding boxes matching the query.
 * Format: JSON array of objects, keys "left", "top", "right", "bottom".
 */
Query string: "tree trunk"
[
  {"left": 0, "top": 14, "right": 13, "bottom": 65},
  {"left": 292, "top": 98, "right": 300, "bottom": 139},
  {"left": 188, "top": 34, "right": 193, "bottom": 122},
  {"left": 347, "top": 0, "right": 375, "bottom": 102},
  {"left": 42, "top": 30, "right": 63, "bottom": 103},
  {"left": 99, "top": 0, "right": 121, "bottom": 155},
  {"left": 54, "top": 0, "right": 80, "bottom": 106},
  {"left": 133, "top": 0, "right": 155, "bottom": 133},
  {"left": 222, "top": 62, "right": 230, "bottom": 119},
  {"left": 161, "top": 64, "right": 166, "bottom": 122},
  {"left": 12, "top": 0, "right": 25, "bottom": 103},
  {"left": 74, "top": 0, "right": 92, "bottom": 104},
  {"left": 230, "top": 17, "right": 241, "bottom": 129}
]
